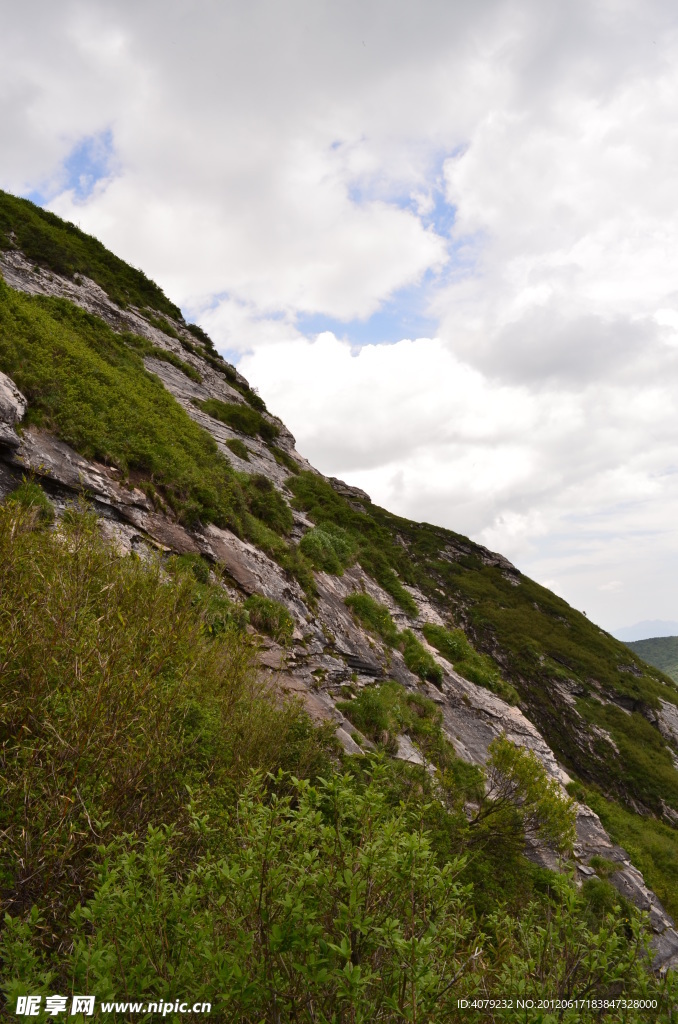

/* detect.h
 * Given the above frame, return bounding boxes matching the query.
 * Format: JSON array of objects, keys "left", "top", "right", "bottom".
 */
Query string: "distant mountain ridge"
[
  {"left": 613, "top": 620, "right": 678, "bottom": 642},
  {"left": 627, "top": 636, "right": 678, "bottom": 685}
]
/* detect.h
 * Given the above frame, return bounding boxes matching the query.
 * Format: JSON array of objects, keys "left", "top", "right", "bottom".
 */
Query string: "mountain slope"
[
  {"left": 2, "top": 190, "right": 678, "bottom": 982},
  {"left": 628, "top": 636, "right": 678, "bottom": 685}
]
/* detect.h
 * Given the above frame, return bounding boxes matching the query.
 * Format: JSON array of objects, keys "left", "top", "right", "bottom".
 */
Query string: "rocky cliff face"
[{"left": 2, "top": 240, "right": 678, "bottom": 971}]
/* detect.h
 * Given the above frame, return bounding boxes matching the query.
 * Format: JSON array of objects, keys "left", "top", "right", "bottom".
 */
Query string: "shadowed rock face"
[{"left": 2, "top": 248, "right": 677, "bottom": 971}]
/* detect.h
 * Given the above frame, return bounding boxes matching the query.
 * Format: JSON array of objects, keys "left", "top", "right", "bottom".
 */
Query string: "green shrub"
[
  {"left": 4, "top": 769, "right": 670, "bottom": 1021},
  {"left": 401, "top": 629, "right": 444, "bottom": 686},
  {"left": 472, "top": 736, "right": 577, "bottom": 856},
  {"left": 226, "top": 438, "right": 250, "bottom": 461},
  {"left": 345, "top": 592, "right": 400, "bottom": 646},
  {"left": 145, "top": 312, "right": 179, "bottom": 339},
  {"left": 288, "top": 472, "right": 418, "bottom": 614},
  {"left": 270, "top": 445, "right": 300, "bottom": 473},
  {"left": 197, "top": 398, "right": 278, "bottom": 441},
  {"left": 300, "top": 523, "right": 356, "bottom": 575},
  {"left": 423, "top": 623, "right": 519, "bottom": 703},
  {"left": 338, "top": 680, "right": 452, "bottom": 766},
  {"left": 6, "top": 478, "right": 54, "bottom": 526},
  {"left": 186, "top": 321, "right": 217, "bottom": 353},
  {"left": 242, "top": 474, "right": 293, "bottom": 535},
  {"left": 0, "top": 508, "right": 670, "bottom": 1019},
  {"left": 168, "top": 552, "right": 211, "bottom": 584},
  {"left": 244, "top": 594, "right": 295, "bottom": 645}
]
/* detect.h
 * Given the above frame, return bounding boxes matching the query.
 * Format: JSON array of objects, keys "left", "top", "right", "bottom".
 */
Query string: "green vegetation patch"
[
  {"left": 244, "top": 594, "right": 295, "bottom": 645},
  {"left": 6, "top": 478, "right": 54, "bottom": 527},
  {"left": 270, "top": 444, "right": 300, "bottom": 474},
  {"left": 344, "top": 594, "right": 442, "bottom": 685},
  {"left": 577, "top": 697, "right": 678, "bottom": 814},
  {"left": 299, "top": 523, "right": 356, "bottom": 575},
  {"left": 345, "top": 592, "right": 400, "bottom": 646},
  {"left": 338, "top": 679, "right": 449, "bottom": 763},
  {"left": 628, "top": 635, "right": 678, "bottom": 684},
  {"left": 0, "top": 282, "right": 247, "bottom": 531},
  {"left": 0, "top": 504, "right": 331, "bottom": 941},
  {"left": 123, "top": 330, "right": 201, "bottom": 381},
  {"left": 0, "top": 189, "right": 181, "bottom": 317},
  {"left": 423, "top": 622, "right": 519, "bottom": 704},
  {"left": 241, "top": 473, "right": 293, "bottom": 536},
  {"left": 225, "top": 437, "right": 250, "bottom": 461},
  {"left": 3, "top": 763, "right": 661, "bottom": 1021},
  {"left": 145, "top": 311, "right": 180, "bottom": 338},
  {"left": 197, "top": 397, "right": 279, "bottom": 441},
  {"left": 568, "top": 781, "right": 678, "bottom": 922},
  {"left": 400, "top": 629, "right": 443, "bottom": 686},
  {"left": 0, "top": 507, "right": 670, "bottom": 1018},
  {"left": 287, "top": 472, "right": 418, "bottom": 614}
]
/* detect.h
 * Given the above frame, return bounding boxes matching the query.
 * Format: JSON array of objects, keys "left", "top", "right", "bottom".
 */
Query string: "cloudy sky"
[{"left": 2, "top": 0, "right": 678, "bottom": 635}]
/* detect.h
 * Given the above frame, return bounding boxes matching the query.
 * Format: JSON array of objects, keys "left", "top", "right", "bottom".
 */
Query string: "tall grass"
[{"left": 0, "top": 502, "right": 331, "bottom": 938}]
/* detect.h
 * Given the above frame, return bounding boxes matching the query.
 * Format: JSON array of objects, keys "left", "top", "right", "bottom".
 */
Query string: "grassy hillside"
[
  {"left": 0, "top": 190, "right": 181, "bottom": 317},
  {"left": 287, "top": 472, "right": 678, "bottom": 814},
  {"left": 1, "top": 500, "right": 674, "bottom": 1020},
  {"left": 627, "top": 636, "right": 678, "bottom": 684},
  {"left": 0, "top": 275, "right": 314, "bottom": 592}
]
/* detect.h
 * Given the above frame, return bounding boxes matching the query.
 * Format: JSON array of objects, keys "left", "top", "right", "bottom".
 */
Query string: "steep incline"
[{"left": 1, "top": 193, "right": 678, "bottom": 969}]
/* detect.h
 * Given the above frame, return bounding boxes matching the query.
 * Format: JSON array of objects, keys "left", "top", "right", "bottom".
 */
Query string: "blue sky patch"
[
  {"left": 24, "top": 129, "right": 115, "bottom": 206},
  {"left": 297, "top": 276, "right": 438, "bottom": 347},
  {"left": 62, "top": 129, "right": 115, "bottom": 200}
]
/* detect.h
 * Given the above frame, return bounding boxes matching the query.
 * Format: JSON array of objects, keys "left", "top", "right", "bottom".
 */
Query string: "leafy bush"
[
  {"left": 345, "top": 592, "right": 400, "bottom": 647},
  {"left": 288, "top": 472, "right": 418, "bottom": 614},
  {"left": 401, "top": 629, "right": 444, "bottom": 686},
  {"left": 144, "top": 312, "right": 179, "bottom": 339},
  {"left": 226, "top": 437, "right": 250, "bottom": 461},
  {"left": 168, "top": 552, "right": 212, "bottom": 584},
  {"left": 423, "top": 623, "right": 518, "bottom": 703},
  {"left": 186, "top": 321, "right": 217, "bottom": 353},
  {"left": 338, "top": 680, "right": 451, "bottom": 765},
  {"left": 242, "top": 474, "right": 293, "bottom": 535},
  {"left": 470, "top": 736, "right": 577, "bottom": 856},
  {"left": 270, "top": 445, "right": 300, "bottom": 473},
  {"left": 197, "top": 398, "right": 278, "bottom": 441},
  {"left": 300, "top": 523, "right": 356, "bottom": 575},
  {"left": 4, "top": 766, "right": 664, "bottom": 1020},
  {"left": 0, "top": 508, "right": 671, "bottom": 1020},
  {"left": 6, "top": 478, "right": 54, "bottom": 526},
  {"left": 244, "top": 594, "right": 295, "bottom": 645}
]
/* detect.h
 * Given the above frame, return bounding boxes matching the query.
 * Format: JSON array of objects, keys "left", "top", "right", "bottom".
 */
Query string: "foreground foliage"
[{"left": 0, "top": 503, "right": 675, "bottom": 1021}]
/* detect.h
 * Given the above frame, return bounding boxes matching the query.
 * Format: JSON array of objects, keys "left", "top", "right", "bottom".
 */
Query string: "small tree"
[{"left": 468, "top": 736, "right": 576, "bottom": 855}]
